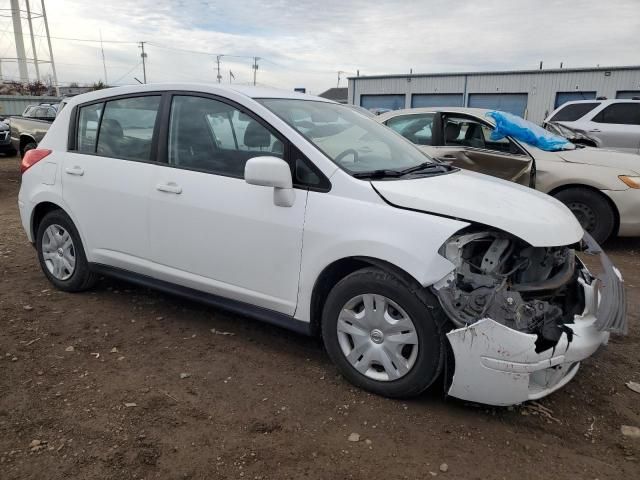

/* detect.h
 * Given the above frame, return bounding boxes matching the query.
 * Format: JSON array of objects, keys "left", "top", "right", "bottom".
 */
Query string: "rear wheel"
[
  {"left": 553, "top": 187, "right": 615, "bottom": 244},
  {"left": 321, "top": 267, "right": 443, "bottom": 398},
  {"left": 36, "top": 210, "right": 97, "bottom": 292}
]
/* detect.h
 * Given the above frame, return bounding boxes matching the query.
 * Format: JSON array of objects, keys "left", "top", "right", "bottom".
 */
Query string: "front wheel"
[
  {"left": 21, "top": 141, "right": 37, "bottom": 157},
  {"left": 321, "top": 267, "right": 444, "bottom": 398},
  {"left": 553, "top": 187, "right": 615, "bottom": 244}
]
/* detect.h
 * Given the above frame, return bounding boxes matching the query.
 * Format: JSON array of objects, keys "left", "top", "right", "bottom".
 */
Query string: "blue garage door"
[
  {"left": 411, "top": 93, "right": 464, "bottom": 108},
  {"left": 360, "top": 94, "right": 406, "bottom": 111},
  {"left": 554, "top": 91, "right": 597, "bottom": 108},
  {"left": 616, "top": 90, "right": 640, "bottom": 99},
  {"left": 468, "top": 93, "right": 528, "bottom": 117}
]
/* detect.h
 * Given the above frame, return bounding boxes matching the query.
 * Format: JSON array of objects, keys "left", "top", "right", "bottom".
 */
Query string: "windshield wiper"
[
  {"left": 352, "top": 169, "right": 405, "bottom": 179},
  {"left": 399, "top": 161, "right": 450, "bottom": 175}
]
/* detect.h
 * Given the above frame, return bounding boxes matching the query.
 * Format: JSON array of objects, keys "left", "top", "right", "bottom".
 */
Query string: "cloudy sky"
[{"left": 1, "top": 0, "right": 639, "bottom": 94}]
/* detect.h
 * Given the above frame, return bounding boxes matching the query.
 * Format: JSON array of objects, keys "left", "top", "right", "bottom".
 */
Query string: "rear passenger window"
[
  {"left": 168, "top": 95, "right": 283, "bottom": 177},
  {"left": 386, "top": 114, "right": 434, "bottom": 145},
  {"left": 592, "top": 104, "right": 640, "bottom": 125},
  {"left": 77, "top": 103, "right": 103, "bottom": 153},
  {"left": 96, "top": 96, "right": 161, "bottom": 161}
]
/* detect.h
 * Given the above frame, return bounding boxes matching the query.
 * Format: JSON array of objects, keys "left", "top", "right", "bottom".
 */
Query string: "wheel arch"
[
  {"left": 308, "top": 256, "right": 437, "bottom": 337},
  {"left": 548, "top": 183, "right": 620, "bottom": 236},
  {"left": 31, "top": 201, "right": 66, "bottom": 241}
]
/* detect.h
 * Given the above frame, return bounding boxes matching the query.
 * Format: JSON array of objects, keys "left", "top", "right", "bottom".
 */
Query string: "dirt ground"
[{"left": 1, "top": 155, "right": 639, "bottom": 480}]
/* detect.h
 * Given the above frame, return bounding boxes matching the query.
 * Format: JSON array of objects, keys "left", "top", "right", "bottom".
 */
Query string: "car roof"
[
  {"left": 62, "top": 83, "right": 335, "bottom": 108},
  {"left": 377, "top": 106, "right": 491, "bottom": 122},
  {"left": 557, "top": 98, "right": 639, "bottom": 106}
]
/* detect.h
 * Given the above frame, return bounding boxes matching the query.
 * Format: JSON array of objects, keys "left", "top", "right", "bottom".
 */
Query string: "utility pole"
[
  {"left": 100, "top": 30, "right": 108, "bottom": 84},
  {"left": 216, "top": 55, "right": 223, "bottom": 83},
  {"left": 252, "top": 57, "right": 260, "bottom": 86},
  {"left": 139, "top": 41, "right": 147, "bottom": 83},
  {"left": 337, "top": 71, "right": 343, "bottom": 88},
  {"left": 25, "top": 0, "right": 40, "bottom": 81},
  {"left": 40, "top": 0, "right": 59, "bottom": 95}
]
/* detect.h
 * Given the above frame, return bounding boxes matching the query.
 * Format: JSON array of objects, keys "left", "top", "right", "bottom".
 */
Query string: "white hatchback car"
[{"left": 18, "top": 84, "right": 626, "bottom": 406}]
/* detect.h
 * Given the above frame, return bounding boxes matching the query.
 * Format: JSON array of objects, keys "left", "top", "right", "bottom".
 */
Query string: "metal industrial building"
[{"left": 348, "top": 65, "right": 640, "bottom": 124}]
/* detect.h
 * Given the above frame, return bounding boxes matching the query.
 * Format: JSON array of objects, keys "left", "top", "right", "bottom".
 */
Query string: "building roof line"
[{"left": 348, "top": 65, "right": 640, "bottom": 81}]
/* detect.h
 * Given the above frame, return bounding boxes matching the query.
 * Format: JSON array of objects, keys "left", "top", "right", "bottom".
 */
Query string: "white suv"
[
  {"left": 18, "top": 84, "right": 626, "bottom": 406},
  {"left": 544, "top": 99, "right": 640, "bottom": 153}
]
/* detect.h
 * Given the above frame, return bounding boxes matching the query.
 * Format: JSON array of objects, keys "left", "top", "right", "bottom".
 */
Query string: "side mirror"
[{"left": 244, "top": 156, "right": 295, "bottom": 207}]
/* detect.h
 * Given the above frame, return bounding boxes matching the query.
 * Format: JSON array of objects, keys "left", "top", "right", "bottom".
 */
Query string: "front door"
[
  {"left": 433, "top": 114, "right": 534, "bottom": 187},
  {"left": 148, "top": 94, "right": 307, "bottom": 315}
]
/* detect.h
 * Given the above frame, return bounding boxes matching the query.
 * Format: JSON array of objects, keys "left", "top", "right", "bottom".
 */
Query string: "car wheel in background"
[
  {"left": 21, "top": 142, "right": 37, "bottom": 157},
  {"left": 36, "top": 210, "right": 97, "bottom": 292},
  {"left": 553, "top": 187, "right": 615, "bottom": 244},
  {"left": 321, "top": 267, "right": 444, "bottom": 398}
]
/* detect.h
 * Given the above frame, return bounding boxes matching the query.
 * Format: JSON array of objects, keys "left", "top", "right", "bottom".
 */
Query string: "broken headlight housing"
[{"left": 432, "top": 230, "right": 585, "bottom": 352}]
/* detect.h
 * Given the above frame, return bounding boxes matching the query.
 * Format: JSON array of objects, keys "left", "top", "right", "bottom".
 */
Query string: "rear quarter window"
[{"left": 549, "top": 102, "right": 601, "bottom": 122}]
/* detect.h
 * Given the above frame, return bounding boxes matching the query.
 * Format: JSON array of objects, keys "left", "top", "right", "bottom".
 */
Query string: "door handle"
[
  {"left": 156, "top": 182, "right": 182, "bottom": 194},
  {"left": 65, "top": 166, "right": 84, "bottom": 176},
  {"left": 588, "top": 129, "right": 601, "bottom": 133}
]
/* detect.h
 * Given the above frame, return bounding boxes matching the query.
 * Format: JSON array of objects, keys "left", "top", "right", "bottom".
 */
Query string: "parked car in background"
[
  {"left": 0, "top": 120, "right": 16, "bottom": 156},
  {"left": 378, "top": 107, "right": 640, "bottom": 243},
  {"left": 8, "top": 102, "right": 59, "bottom": 156},
  {"left": 543, "top": 99, "right": 640, "bottom": 154},
  {"left": 544, "top": 121, "right": 599, "bottom": 148},
  {"left": 17, "top": 84, "right": 626, "bottom": 406}
]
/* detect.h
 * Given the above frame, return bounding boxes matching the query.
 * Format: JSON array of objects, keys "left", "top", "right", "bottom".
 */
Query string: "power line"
[
  {"left": 146, "top": 42, "right": 257, "bottom": 60},
  {"left": 3, "top": 29, "right": 137, "bottom": 43}
]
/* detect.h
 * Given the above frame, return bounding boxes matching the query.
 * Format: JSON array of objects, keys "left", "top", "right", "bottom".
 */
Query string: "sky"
[{"left": 1, "top": 0, "right": 639, "bottom": 94}]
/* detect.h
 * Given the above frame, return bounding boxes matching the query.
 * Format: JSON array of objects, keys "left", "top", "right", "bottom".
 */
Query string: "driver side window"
[{"left": 444, "top": 117, "right": 525, "bottom": 155}]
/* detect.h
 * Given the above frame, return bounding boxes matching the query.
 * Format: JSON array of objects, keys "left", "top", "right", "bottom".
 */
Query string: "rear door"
[
  {"left": 147, "top": 94, "right": 308, "bottom": 315},
  {"left": 62, "top": 94, "right": 162, "bottom": 269},
  {"left": 584, "top": 102, "right": 640, "bottom": 153}
]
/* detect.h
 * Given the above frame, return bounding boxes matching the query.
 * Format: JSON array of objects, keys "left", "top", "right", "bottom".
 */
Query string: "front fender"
[{"left": 294, "top": 189, "right": 468, "bottom": 323}]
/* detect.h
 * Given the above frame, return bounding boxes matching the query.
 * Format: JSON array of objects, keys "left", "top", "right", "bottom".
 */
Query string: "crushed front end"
[{"left": 432, "top": 230, "right": 627, "bottom": 406}]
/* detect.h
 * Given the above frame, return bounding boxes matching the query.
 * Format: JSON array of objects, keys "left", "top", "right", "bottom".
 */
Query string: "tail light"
[{"left": 20, "top": 149, "right": 52, "bottom": 174}]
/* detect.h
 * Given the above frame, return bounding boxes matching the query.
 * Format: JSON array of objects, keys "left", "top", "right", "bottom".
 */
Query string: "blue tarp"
[{"left": 485, "top": 110, "right": 575, "bottom": 151}]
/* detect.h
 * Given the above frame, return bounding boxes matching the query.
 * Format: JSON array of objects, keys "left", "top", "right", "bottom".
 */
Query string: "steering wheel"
[{"left": 334, "top": 148, "right": 359, "bottom": 164}]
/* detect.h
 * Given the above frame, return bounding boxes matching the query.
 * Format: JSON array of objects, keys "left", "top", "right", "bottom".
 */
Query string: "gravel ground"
[{"left": 1, "top": 155, "right": 639, "bottom": 480}]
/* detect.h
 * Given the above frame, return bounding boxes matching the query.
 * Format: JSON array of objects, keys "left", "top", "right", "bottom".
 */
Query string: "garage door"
[
  {"left": 360, "top": 94, "right": 406, "bottom": 111},
  {"left": 468, "top": 93, "right": 528, "bottom": 117},
  {"left": 616, "top": 90, "right": 640, "bottom": 99},
  {"left": 554, "top": 91, "right": 597, "bottom": 108},
  {"left": 411, "top": 93, "right": 463, "bottom": 108}
]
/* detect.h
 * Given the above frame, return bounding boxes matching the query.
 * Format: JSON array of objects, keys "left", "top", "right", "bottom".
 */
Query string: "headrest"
[{"left": 244, "top": 121, "right": 271, "bottom": 148}]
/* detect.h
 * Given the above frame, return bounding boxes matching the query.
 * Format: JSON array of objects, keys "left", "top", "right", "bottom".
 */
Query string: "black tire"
[
  {"left": 35, "top": 209, "right": 97, "bottom": 292},
  {"left": 553, "top": 187, "right": 615, "bottom": 244},
  {"left": 21, "top": 141, "right": 37, "bottom": 157},
  {"left": 321, "top": 267, "right": 444, "bottom": 398}
]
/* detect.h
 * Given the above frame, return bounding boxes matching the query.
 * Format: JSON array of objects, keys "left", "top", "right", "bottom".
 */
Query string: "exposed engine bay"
[{"left": 433, "top": 230, "right": 586, "bottom": 353}]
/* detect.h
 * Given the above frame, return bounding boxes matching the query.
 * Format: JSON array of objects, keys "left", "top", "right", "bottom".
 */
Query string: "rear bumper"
[{"left": 446, "top": 234, "right": 626, "bottom": 406}]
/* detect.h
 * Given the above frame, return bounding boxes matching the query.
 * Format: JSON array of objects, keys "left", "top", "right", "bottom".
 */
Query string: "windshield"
[{"left": 258, "top": 99, "right": 436, "bottom": 174}]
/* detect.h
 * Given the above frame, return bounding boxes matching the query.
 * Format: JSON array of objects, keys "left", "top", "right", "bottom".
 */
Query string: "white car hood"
[
  {"left": 372, "top": 169, "right": 583, "bottom": 247},
  {"left": 557, "top": 147, "right": 640, "bottom": 173}
]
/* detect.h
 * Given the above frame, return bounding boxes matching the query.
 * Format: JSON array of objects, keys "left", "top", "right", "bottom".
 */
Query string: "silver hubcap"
[
  {"left": 42, "top": 224, "right": 76, "bottom": 280},
  {"left": 337, "top": 294, "right": 419, "bottom": 382}
]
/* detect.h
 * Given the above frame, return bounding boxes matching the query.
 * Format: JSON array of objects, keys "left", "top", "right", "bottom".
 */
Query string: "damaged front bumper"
[{"left": 438, "top": 233, "right": 626, "bottom": 406}]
